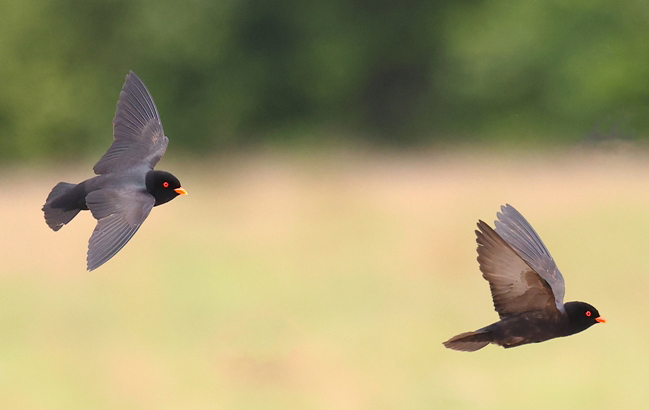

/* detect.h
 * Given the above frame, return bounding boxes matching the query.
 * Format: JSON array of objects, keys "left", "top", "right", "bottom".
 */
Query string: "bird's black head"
[
  {"left": 146, "top": 170, "right": 187, "bottom": 206},
  {"left": 564, "top": 301, "right": 605, "bottom": 335}
]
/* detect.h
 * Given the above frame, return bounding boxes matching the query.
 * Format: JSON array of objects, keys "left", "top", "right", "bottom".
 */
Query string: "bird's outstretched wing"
[
  {"left": 93, "top": 71, "right": 168, "bottom": 175},
  {"left": 85, "top": 187, "right": 155, "bottom": 271},
  {"left": 477, "top": 220, "right": 558, "bottom": 318},
  {"left": 494, "top": 204, "right": 565, "bottom": 307}
]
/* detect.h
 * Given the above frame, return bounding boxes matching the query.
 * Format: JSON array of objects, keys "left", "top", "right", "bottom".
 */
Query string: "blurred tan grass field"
[{"left": 2, "top": 148, "right": 649, "bottom": 409}]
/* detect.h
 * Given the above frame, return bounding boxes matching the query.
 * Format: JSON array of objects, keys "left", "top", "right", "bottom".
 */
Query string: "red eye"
[
  {"left": 163, "top": 182, "right": 169, "bottom": 188},
  {"left": 585, "top": 311, "right": 591, "bottom": 317}
]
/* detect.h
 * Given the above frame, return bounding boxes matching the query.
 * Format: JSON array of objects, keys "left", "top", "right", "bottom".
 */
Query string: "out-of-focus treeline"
[{"left": 2, "top": 0, "right": 648, "bottom": 160}]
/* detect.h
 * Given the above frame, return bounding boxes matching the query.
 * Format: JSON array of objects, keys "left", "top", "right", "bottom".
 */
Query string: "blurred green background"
[
  {"left": 2, "top": 0, "right": 649, "bottom": 160},
  {"left": 3, "top": 0, "right": 649, "bottom": 409}
]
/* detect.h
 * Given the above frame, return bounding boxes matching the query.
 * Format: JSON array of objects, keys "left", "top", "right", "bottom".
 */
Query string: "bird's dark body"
[
  {"left": 443, "top": 205, "right": 604, "bottom": 352},
  {"left": 47, "top": 170, "right": 177, "bottom": 216},
  {"left": 482, "top": 310, "right": 567, "bottom": 348},
  {"left": 45, "top": 171, "right": 141, "bottom": 223}
]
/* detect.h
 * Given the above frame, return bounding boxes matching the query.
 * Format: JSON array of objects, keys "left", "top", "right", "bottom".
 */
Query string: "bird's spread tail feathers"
[
  {"left": 443, "top": 329, "right": 493, "bottom": 352},
  {"left": 42, "top": 182, "right": 80, "bottom": 231}
]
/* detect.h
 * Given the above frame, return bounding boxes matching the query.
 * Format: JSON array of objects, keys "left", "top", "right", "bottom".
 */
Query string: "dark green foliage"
[{"left": 1, "top": 0, "right": 648, "bottom": 159}]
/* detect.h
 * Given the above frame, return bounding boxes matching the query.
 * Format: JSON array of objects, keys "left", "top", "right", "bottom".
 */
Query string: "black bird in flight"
[
  {"left": 444, "top": 205, "right": 605, "bottom": 351},
  {"left": 42, "top": 71, "right": 187, "bottom": 271}
]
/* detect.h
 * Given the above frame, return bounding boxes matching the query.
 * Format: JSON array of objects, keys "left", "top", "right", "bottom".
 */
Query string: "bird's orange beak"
[
  {"left": 595, "top": 317, "right": 606, "bottom": 323},
  {"left": 174, "top": 187, "right": 188, "bottom": 196}
]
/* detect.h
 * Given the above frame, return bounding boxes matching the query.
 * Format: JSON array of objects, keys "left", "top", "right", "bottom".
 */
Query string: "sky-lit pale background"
[{"left": 2, "top": 1, "right": 649, "bottom": 409}]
